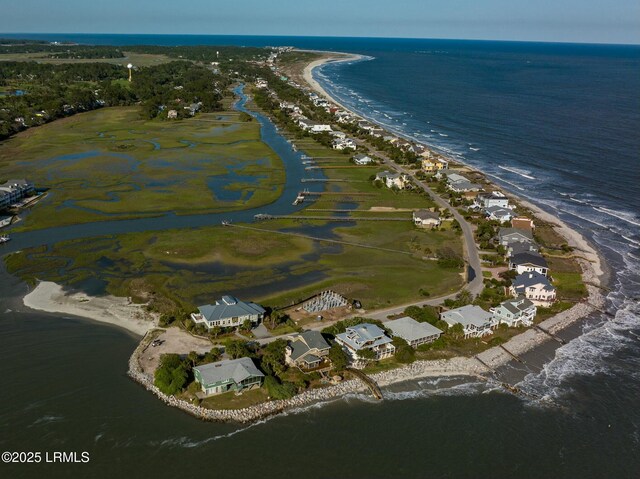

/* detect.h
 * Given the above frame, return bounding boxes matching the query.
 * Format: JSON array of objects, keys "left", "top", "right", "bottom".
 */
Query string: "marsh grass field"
[{"left": 0, "top": 106, "right": 285, "bottom": 231}]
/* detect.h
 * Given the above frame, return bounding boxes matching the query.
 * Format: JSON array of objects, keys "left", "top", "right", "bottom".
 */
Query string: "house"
[
  {"left": 285, "top": 331, "right": 331, "bottom": 369},
  {"left": 421, "top": 157, "right": 448, "bottom": 173},
  {"left": 190, "top": 295, "right": 265, "bottom": 329},
  {"left": 376, "top": 171, "right": 409, "bottom": 189},
  {"left": 440, "top": 305, "right": 493, "bottom": 339},
  {"left": 475, "top": 191, "right": 509, "bottom": 209},
  {"left": 330, "top": 130, "right": 347, "bottom": 139},
  {"left": 510, "top": 272, "right": 556, "bottom": 306},
  {"left": 490, "top": 297, "right": 536, "bottom": 327},
  {"left": 485, "top": 206, "right": 513, "bottom": 223},
  {"left": 309, "top": 123, "right": 332, "bottom": 133},
  {"left": 440, "top": 171, "right": 482, "bottom": 192},
  {"left": 509, "top": 251, "right": 549, "bottom": 276},
  {"left": 332, "top": 138, "right": 356, "bottom": 150},
  {"left": 497, "top": 227, "right": 535, "bottom": 247},
  {"left": 413, "top": 209, "right": 441, "bottom": 228},
  {"left": 511, "top": 217, "right": 535, "bottom": 232},
  {"left": 0, "top": 179, "right": 35, "bottom": 210},
  {"left": 507, "top": 240, "right": 540, "bottom": 258},
  {"left": 369, "top": 128, "right": 385, "bottom": 138},
  {"left": 353, "top": 153, "right": 374, "bottom": 165},
  {"left": 167, "top": 109, "right": 178, "bottom": 119},
  {"left": 255, "top": 79, "right": 268, "bottom": 89},
  {"left": 193, "top": 358, "right": 264, "bottom": 396},
  {"left": 335, "top": 323, "right": 396, "bottom": 366},
  {"left": 386, "top": 317, "right": 443, "bottom": 348}
]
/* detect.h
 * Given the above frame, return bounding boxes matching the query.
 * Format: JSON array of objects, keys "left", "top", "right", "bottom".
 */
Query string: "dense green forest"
[{"left": 0, "top": 41, "right": 270, "bottom": 139}]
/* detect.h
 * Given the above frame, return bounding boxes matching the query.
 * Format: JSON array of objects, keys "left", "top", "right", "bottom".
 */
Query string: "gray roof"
[
  {"left": 485, "top": 206, "right": 512, "bottom": 216},
  {"left": 441, "top": 305, "right": 493, "bottom": 328},
  {"left": 511, "top": 252, "right": 548, "bottom": 268},
  {"left": 499, "top": 227, "right": 534, "bottom": 242},
  {"left": 354, "top": 153, "right": 372, "bottom": 160},
  {"left": 512, "top": 272, "right": 554, "bottom": 292},
  {"left": 288, "top": 331, "right": 330, "bottom": 361},
  {"left": 499, "top": 297, "right": 535, "bottom": 315},
  {"left": 376, "top": 171, "right": 400, "bottom": 180},
  {"left": 413, "top": 209, "right": 440, "bottom": 221},
  {"left": 336, "top": 323, "right": 392, "bottom": 351},
  {"left": 509, "top": 241, "right": 539, "bottom": 256},
  {"left": 386, "top": 317, "right": 443, "bottom": 342},
  {"left": 197, "top": 296, "right": 265, "bottom": 322},
  {"left": 194, "top": 357, "right": 264, "bottom": 387}
]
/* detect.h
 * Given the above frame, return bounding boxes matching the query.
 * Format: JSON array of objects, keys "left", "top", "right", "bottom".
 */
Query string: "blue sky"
[{"left": 1, "top": 0, "right": 638, "bottom": 45}]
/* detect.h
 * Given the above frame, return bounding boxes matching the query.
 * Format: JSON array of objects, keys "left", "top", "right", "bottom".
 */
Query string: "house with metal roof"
[
  {"left": 386, "top": 317, "right": 443, "bottom": 348},
  {"left": 190, "top": 295, "right": 265, "bottom": 329},
  {"left": 498, "top": 227, "right": 534, "bottom": 247},
  {"left": 510, "top": 272, "right": 556, "bottom": 306},
  {"left": 509, "top": 251, "right": 549, "bottom": 276},
  {"left": 485, "top": 206, "right": 513, "bottom": 223},
  {"left": 413, "top": 209, "right": 441, "bottom": 228},
  {"left": 440, "top": 305, "right": 493, "bottom": 339},
  {"left": 490, "top": 297, "right": 537, "bottom": 327},
  {"left": 335, "top": 323, "right": 395, "bottom": 366},
  {"left": 353, "top": 153, "right": 374, "bottom": 165},
  {"left": 375, "top": 171, "right": 409, "bottom": 189},
  {"left": 193, "top": 357, "right": 264, "bottom": 396},
  {"left": 285, "top": 331, "right": 331, "bottom": 370}
]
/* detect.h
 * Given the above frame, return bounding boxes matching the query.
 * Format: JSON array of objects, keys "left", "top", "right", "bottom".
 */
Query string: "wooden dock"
[{"left": 254, "top": 214, "right": 410, "bottom": 222}]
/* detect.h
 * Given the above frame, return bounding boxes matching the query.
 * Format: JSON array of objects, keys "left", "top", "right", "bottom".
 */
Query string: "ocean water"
[{"left": 0, "top": 35, "right": 639, "bottom": 478}]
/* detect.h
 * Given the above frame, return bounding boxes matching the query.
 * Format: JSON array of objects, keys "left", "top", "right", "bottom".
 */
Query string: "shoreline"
[
  {"left": 23, "top": 281, "right": 156, "bottom": 336},
  {"left": 20, "top": 53, "right": 610, "bottom": 423}
]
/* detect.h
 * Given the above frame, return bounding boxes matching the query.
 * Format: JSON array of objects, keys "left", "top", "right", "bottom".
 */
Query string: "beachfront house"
[
  {"left": 498, "top": 227, "right": 535, "bottom": 247},
  {"left": 353, "top": 153, "right": 374, "bottom": 165},
  {"left": 510, "top": 272, "right": 557, "bottom": 306},
  {"left": 386, "top": 317, "right": 443, "bottom": 348},
  {"left": 0, "top": 179, "right": 35, "bottom": 210},
  {"left": 336, "top": 323, "right": 396, "bottom": 367},
  {"left": 421, "top": 157, "right": 449, "bottom": 173},
  {"left": 376, "top": 171, "right": 409, "bottom": 189},
  {"left": 490, "top": 297, "right": 537, "bottom": 328},
  {"left": 475, "top": 191, "right": 510, "bottom": 209},
  {"left": 190, "top": 295, "right": 265, "bottom": 329},
  {"left": 440, "top": 305, "right": 493, "bottom": 339},
  {"left": 439, "top": 171, "right": 481, "bottom": 193},
  {"left": 285, "top": 331, "right": 331, "bottom": 370},
  {"left": 413, "top": 209, "right": 441, "bottom": 228},
  {"left": 485, "top": 206, "right": 513, "bottom": 223},
  {"left": 193, "top": 358, "right": 264, "bottom": 396},
  {"left": 509, "top": 251, "right": 549, "bottom": 276}
]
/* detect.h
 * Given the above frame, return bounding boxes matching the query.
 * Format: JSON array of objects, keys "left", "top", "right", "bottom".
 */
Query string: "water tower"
[{"left": 127, "top": 63, "right": 133, "bottom": 82}]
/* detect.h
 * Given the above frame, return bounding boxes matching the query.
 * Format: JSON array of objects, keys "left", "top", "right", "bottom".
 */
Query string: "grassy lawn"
[
  {"left": 0, "top": 106, "right": 285, "bottom": 231},
  {"left": 0, "top": 51, "right": 172, "bottom": 67},
  {"left": 198, "top": 387, "right": 270, "bottom": 410}
]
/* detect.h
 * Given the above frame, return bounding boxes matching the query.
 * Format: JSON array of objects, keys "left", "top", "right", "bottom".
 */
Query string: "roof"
[
  {"left": 413, "top": 209, "right": 440, "bottom": 220},
  {"left": 386, "top": 317, "right": 443, "bottom": 342},
  {"left": 512, "top": 272, "right": 554, "bottom": 291},
  {"left": 511, "top": 252, "right": 548, "bottom": 268},
  {"left": 197, "top": 296, "right": 265, "bottom": 322},
  {"left": 486, "top": 206, "right": 512, "bottom": 216},
  {"left": 354, "top": 153, "right": 372, "bottom": 160},
  {"left": 194, "top": 357, "right": 264, "bottom": 386},
  {"left": 336, "top": 323, "right": 392, "bottom": 351},
  {"left": 441, "top": 305, "right": 493, "bottom": 328},
  {"left": 498, "top": 297, "right": 535, "bottom": 315},
  {"left": 376, "top": 171, "right": 400, "bottom": 180},
  {"left": 288, "top": 331, "right": 330, "bottom": 361},
  {"left": 499, "top": 227, "right": 534, "bottom": 242}
]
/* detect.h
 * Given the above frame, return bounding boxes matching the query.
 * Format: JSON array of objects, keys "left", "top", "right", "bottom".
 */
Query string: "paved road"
[{"left": 366, "top": 144, "right": 485, "bottom": 299}]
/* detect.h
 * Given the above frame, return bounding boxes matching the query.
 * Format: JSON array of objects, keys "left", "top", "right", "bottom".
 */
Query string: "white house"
[
  {"left": 509, "top": 252, "right": 549, "bottom": 276},
  {"left": 332, "top": 138, "right": 356, "bottom": 150},
  {"left": 440, "top": 305, "right": 493, "bottom": 339},
  {"left": 510, "top": 272, "right": 557, "bottom": 306},
  {"left": 190, "top": 295, "right": 265, "bottom": 329},
  {"left": 475, "top": 191, "right": 510, "bottom": 209},
  {"left": 490, "top": 297, "right": 536, "bottom": 327},
  {"left": 413, "top": 209, "right": 441, "bottom": 228},
  {"left": 376, "top": 171, "right": 409, "bottom": 189},
  {"left": 0, "top": 179, "right": 35, "bottom": 210},
  {"left": 353, "top": 153, "right": 374, "bottom": 165},
  {"left": 335, "top": 323, "right": 395, "bottom": 367},
  {"left": 386, "top": 317, "right": 443, "bottom": 348},
  {"left": 485, "top": 206, "right": 513, "bottom": 223}
]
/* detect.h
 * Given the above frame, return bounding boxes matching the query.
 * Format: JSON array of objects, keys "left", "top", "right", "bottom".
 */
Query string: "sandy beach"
[
  {"left": 301, "top": 50, "right": 368, "bottom": 112},
  {"left": 23, "top": 281, "right": 156, "bottom": 336}
]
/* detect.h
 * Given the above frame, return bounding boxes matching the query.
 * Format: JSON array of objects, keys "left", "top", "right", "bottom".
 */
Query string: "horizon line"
[{"left": 0, "top": 32, "right": 639, "bottom": 48}]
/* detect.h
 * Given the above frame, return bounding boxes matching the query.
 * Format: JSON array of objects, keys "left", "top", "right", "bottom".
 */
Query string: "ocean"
[{"left": 1, "top": 35, "right": 639, "bottom": 478}]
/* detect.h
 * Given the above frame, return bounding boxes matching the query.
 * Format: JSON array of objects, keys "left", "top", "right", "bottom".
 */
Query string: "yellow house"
[{"left": 421, "top": 157, "right": 448, "bottom": 172}]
